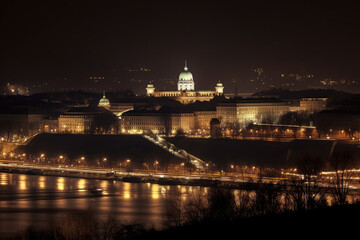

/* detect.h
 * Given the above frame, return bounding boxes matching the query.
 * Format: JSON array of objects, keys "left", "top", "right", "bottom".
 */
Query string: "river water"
[{"left": 0, "top": 172, "right": 202, "bottom": 238}]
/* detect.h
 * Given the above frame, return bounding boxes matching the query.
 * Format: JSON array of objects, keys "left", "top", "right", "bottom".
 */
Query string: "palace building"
[
  {"left": 120, "top": 108, "right": 196, "bottom": 135},
  {"left": 146, "top": 61, "right": 224, "bottom": 104},
  {"left": 216, "top": 98, "right": 290, "bottom": 128}
]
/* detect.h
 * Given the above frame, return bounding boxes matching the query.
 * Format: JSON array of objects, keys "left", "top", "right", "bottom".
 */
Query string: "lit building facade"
[
  {"left": 58, "top": 107, "right": 117, "bottom": 134},
  {"left": 299, "top": 98, "right": 328, "bottom": 113},
  {"left": 59, "top": 111, "right": 95, "bottom": 134},
  {"left": 194, "top": 111, "right": 217, "bottom": 130},
  {"left": 146, "top": 61, "right": 224, "bottom": 104},
  {"left": 120, "top": 109, "right": 196, "bottom": 135},
  {"left": 216, "top": 99, "right": 290, "bottom": 127}
]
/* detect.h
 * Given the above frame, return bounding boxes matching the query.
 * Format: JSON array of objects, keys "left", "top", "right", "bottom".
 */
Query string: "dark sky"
[{"left": 1, "top": 0, "right": 360, "bottom": 92}]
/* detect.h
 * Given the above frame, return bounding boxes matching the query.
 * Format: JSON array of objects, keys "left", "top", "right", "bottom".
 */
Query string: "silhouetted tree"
[
  {"left": 329, "top": 151, "right": 356, "bottom": 205},
  {"left": 57, "top": 210, "right": 100, "bottom": 240},
  {"left": 175, "top": 129, "right": 185, "bottom": 137},
  {"left": 259, "top": 114, "right": 276, "bottom": 124},
  {"left": 252, "top": 182, "right": 283, "bottom": 215},
  {"left": 294, "top": 155, "right": 327, "bottom": 210},
  {"left": 91, "top": 112, "right": 117, "bottom": 134},
  {"left": 279, "top": 111, "right": 314, "bottom": 126},
  {"left": 207, "top": 188, "right": 237, "bottom": 222}
]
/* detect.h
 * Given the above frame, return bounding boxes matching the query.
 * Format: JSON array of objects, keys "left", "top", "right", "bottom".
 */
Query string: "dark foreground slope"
[
  {"left": 142, "top": 203, "right": 360, "bottom": 239},
  {"left": 16, "top": 133, "right": 183, "bottom": 167},
  {"left": 166, "top": 137, "right": 360, "bottom": 169}
]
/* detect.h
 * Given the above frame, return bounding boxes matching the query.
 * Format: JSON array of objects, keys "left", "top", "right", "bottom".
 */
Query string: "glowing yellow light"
[
  {"left": 19, "top": 175, "right": 27, "bottom": 190},
  {"left": 123, "top": 182, "right": 131, "bottom": 199},
  {"left": 78, "top": 179, "right": 86, "bottom": 191},
  {"left": 151, "top": 184, "right": 160, "bottom": 199},
  {"left": 39, "top": 176, "right": 46, "bottom": 189},
  {"left": 57, "top": 177, "right": 65, "bottom": 191},
  {"left": 0, "top": 173, "right": 7, "bottom": 186},
  {"left": 100, "top": 180, "right": 108, "bottom": 190}
]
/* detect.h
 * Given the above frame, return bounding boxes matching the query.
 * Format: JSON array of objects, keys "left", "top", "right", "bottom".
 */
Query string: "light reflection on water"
[
  {"left": 57, "top": 177, "right": 65, "bottom": 191},
  {"left": 0, "top": 172, "right": 205, "bottom": 237},
  {"left": 39, "top": 176, "right": 46, "bottom": 189},
  {"left": 18, "top": 174, "right": 27, "bottom": 190},
  {"left": 0, "top": 173, "right": 7, "bottom": 185},
  {"left": 77, "top": 178, "right": 87, "bottom": 191}
]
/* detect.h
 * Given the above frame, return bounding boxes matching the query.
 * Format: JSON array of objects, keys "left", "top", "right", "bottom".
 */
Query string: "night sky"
[{"left": 1, "top": 0, "right": 360, "bottom": 93}]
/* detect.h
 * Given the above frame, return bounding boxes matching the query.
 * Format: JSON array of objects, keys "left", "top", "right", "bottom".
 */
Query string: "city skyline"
[
  {"left": 1, "top": 1, "right": 360, "bottom": 94},
  {"left": 1, "top": 1, "right": 360, "bottom": 237}
]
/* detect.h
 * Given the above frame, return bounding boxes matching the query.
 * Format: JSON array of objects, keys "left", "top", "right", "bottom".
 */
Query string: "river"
[{"left": 0, "top": 172, "right": 202, "bottom": 238}]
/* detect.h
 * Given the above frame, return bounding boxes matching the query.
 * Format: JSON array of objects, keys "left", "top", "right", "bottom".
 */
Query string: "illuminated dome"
[
  {"left": 178, "top": 60, "right": 195, "bottom": 91},
  {"left": 98, "top": 91, "right": 110, "bottom": 108},
  {"left": 99, "top": 97, "right": 109, "bottom": 104},
  {"left": 179, "top": 68, "right": 193, "bottom": 82}
]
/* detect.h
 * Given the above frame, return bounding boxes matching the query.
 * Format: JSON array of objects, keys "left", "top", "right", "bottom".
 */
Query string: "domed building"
[
  {"left": 98, "top": 91, "right": 110, "bottom": 109},
  {"left": 178, "top": 61, "right": 195, "bottom": 91},
  {"left": 146, "top": 61, "right": 225, "bottom": 104}
]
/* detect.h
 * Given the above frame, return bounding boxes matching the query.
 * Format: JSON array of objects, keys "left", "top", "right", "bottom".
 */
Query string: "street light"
[
  {"left": 126, "top": 159, "right": 131, "bottom": 171},
  {"left": 154, "top": 160, "right": 159, "bottom": 172},
  {"left": 39, "top": 153, "right": 45, "bottom": 163},
  {"left": 58, "top": 155, "right": 64, "bottom": 164},
  {"left": 79, "top": 156, "right": 85, "bottom": 166},
  {"left": 102, "top": 157, "right": 107, "bottom": 168}
]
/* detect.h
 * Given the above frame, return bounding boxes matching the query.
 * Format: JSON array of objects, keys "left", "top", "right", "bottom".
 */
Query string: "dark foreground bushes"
[
  {"left": 8, "top": 183, "right": 360, "bottom": 240},
  {"left": 9, "top": 210, "right": 149, "bottom": 240}
]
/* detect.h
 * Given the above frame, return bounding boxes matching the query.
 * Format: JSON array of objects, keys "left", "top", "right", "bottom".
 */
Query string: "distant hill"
[{"left": 16, "top": 133, "right": 183, "bottom": 168}]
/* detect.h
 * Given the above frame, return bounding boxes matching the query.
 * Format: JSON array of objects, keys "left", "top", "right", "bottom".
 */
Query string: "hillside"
[
  {"left": 166, "top": 137, "right": 360, "bottom": 169},
  {"left": 16, "top": 133, "right": 183, "bottom": 168}
]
